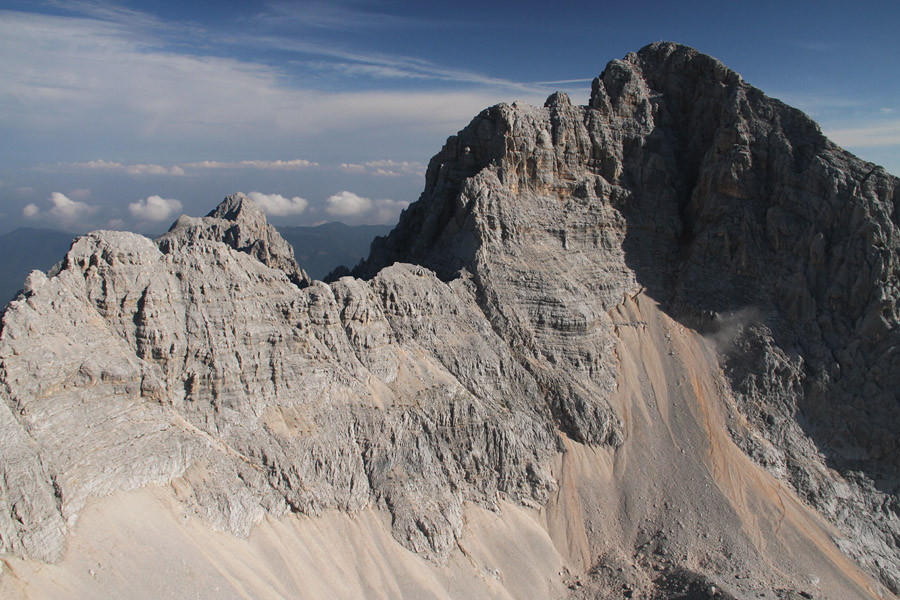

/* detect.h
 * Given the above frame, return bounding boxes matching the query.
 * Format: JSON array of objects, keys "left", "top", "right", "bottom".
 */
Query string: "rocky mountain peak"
[
  {"left": 158, "top": 192, "right": 311, "bottom": 288},
  {"left": 1, "top": 45, "right": 899, "bottom": 599},
  {"left": 206, "top": 191, "right": 266, "bottom": 222},
  {"left": 354, "top": 41, "right": 900, "bottom": 593},
  {"left": 543, "top": 90, "right": 572, "bottom": 108}
]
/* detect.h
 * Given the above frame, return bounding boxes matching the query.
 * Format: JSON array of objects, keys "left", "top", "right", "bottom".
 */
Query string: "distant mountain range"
[
  {"left": 0, "top": 222, "right": 391, "bottom": 308},
  {"left": 276, "top": 222, "right": 392, "bottom": 281}
]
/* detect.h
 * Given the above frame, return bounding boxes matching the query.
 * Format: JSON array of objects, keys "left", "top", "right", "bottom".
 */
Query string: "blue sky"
[{"left": 1, "top": 0, "right": 898, "bottom": 234}]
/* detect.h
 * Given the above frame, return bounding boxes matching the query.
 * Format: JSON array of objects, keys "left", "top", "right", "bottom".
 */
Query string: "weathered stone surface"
[
  {"left": 1, "top": 42, "right": 898, "bottom": 598},
  {"left": 0, "top": 216, "right": 558, "bottom": 566},
  {"left": 158, "top": 192, "right": 311, "bottom": 288},
  {"left": 359, "top": 41, "right": 900, "bottom": 593}
]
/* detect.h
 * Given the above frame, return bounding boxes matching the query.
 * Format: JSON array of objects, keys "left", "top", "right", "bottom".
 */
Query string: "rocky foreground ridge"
[{"left": 1, "top": 43, "right": 898, "bottom": 599}]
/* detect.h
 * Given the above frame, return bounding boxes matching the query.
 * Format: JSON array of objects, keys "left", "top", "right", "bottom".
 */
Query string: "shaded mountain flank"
[{"left": 1, "top": 43, "right": 898, "bottom": 599}]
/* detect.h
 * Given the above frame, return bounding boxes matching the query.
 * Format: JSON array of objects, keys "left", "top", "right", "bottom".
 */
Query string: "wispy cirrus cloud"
[
  {"left": 826, "top": 121, "right": 900, "bottom": 148},
  {"left": 772, "top": 91, "right": 900, "bottom": 174},
  {"left": 241, "top": 33, "right": 547, "bottom": 92},
  {"left": 0, "top": 3, "right": 584, "bottom": 232},
  {"left": 249, "top": 1, "right": 448, "bottom": 32},
  {"left": 0, "top": 7, "right": 525, "bottom": 166},
  {"left": 42, "top": 0, "right": 202, "bottom": 37},
  {"left": 243, "top": 2, "right": 564, "bottom": 98}
]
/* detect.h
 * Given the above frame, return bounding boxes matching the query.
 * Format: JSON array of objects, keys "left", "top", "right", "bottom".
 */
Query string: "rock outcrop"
[
  {"left": 158, "top": 193, "right": 312, "bottom": 288},
  {"left": 359, "top": 41, "right": 900, "bottom": 594},
  {"left": 1, "top": 43, "right": 898, "bottom": 599},
  {"left": 0, "top": 209, "right": 558, "bottom": 566}
]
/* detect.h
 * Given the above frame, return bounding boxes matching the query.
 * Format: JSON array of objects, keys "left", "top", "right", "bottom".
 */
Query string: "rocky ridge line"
[
  {"left": 0, "top": 193, "right": 561, "bottom": 566},
  {"left": 358, "top": 41, "right": 900, "bottom": 593},
  {"left": 0, "top": 42, "right": 897, "bottom": 598}
]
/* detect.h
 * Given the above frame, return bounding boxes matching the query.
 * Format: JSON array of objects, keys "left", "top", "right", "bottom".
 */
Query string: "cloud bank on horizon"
[{"left": 0, "top": 0, "right": 897, "bottom": 234}]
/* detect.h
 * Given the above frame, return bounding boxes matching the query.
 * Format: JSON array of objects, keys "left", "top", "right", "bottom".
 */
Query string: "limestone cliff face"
[
  {"left": 0, "top": 197, "right": 559, "bottom": 566},
  {"left": 359, "top": 41, "right": 900, "bottom": 593},
  {"left": 1, "top": 43, "right": 898, "bottom": 599}
]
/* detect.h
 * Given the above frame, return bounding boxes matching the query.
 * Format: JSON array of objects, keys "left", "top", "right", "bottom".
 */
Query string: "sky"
[{"left": 0, "top": 0, "right": 898, "bottom": 235}]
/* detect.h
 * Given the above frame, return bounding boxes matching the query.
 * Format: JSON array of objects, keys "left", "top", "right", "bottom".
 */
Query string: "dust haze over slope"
[{"left": 1, "top": 43, "right": 898, "bottom": 599}]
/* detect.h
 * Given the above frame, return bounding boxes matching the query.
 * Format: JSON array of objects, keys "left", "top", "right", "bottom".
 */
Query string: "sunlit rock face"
[
  {"left": 360, "top": 41, "right": 900, "bottom": 594},
  {"left": 1, "top": 43, "right": 898, "bottom": 599}
]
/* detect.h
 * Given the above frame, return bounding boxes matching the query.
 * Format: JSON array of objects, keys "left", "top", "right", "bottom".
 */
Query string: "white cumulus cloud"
[
  {"left": 338, "top": 163, "right": 367, "bottom": 174},
  {"left": 325, "top": 191, "right": 408, "bottom": 224},
  {"left": 79, "top": 159, "right": 124, "bottom": 169},
  {"left": 23, "top": 192, "right": 98, "bottom": 225},
  {"left": 49, "top": 191, "right": 96, "bottom": 220},
  {"left": 185, "top": 159, "right": 318, "bottom": 170},
  {"left": 247, "top": 192, "right": 309, "bottom": 216},
  {"left": 339, "top": 160, "right": 425, "bottom": 178},
  {"left": 325, "top": 191, "right": 372, "bottom": 217},
  {"left": 65, "top": 160, "right": 184, "bottom": 176},
  {"left": 127, "top": 163, "right": 185, "bottom": 176},
  {"left": 129, "top": 195, "right": 183, "bottom": 221}
]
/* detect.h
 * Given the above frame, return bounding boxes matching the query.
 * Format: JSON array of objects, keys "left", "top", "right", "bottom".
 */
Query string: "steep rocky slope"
[
  {"left": 359, "top": 41, "right": 900, "bottom": 594},
  {"left": 1, "top": 43, "right": 897, "bottom": 599}
]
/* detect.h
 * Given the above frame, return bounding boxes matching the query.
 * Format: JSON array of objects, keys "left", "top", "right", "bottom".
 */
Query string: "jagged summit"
[
  {"left": 356, "top": 40, "right": 899, "bottom": 594},
  {"left": 158, "top": 192, "right": 311, "bottom": 288},
  {"left": 206, "top": 191, "right": 264, "bottom": 221},
  {"left": 357, "top": 41, "right": 841, "bottom": 283},
  {"left": 1, "top": 45, "right": 898, "bottom": 599}
]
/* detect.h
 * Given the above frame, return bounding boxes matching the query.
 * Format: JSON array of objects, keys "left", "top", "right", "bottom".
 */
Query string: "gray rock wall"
[
  {"left": 360, "top": 42, "right": 900, "bottom": 592},
  {"left": 1, "top": 42, "right": 898, "bottom": 596}
]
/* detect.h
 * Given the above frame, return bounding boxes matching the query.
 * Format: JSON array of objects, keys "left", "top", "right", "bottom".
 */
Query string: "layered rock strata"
[
  {"left": 1, "top": 42, "right": 898, "bottom": 598},
  {"left": 359, "top": 41, "right": 900, "bottom": 594}
]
